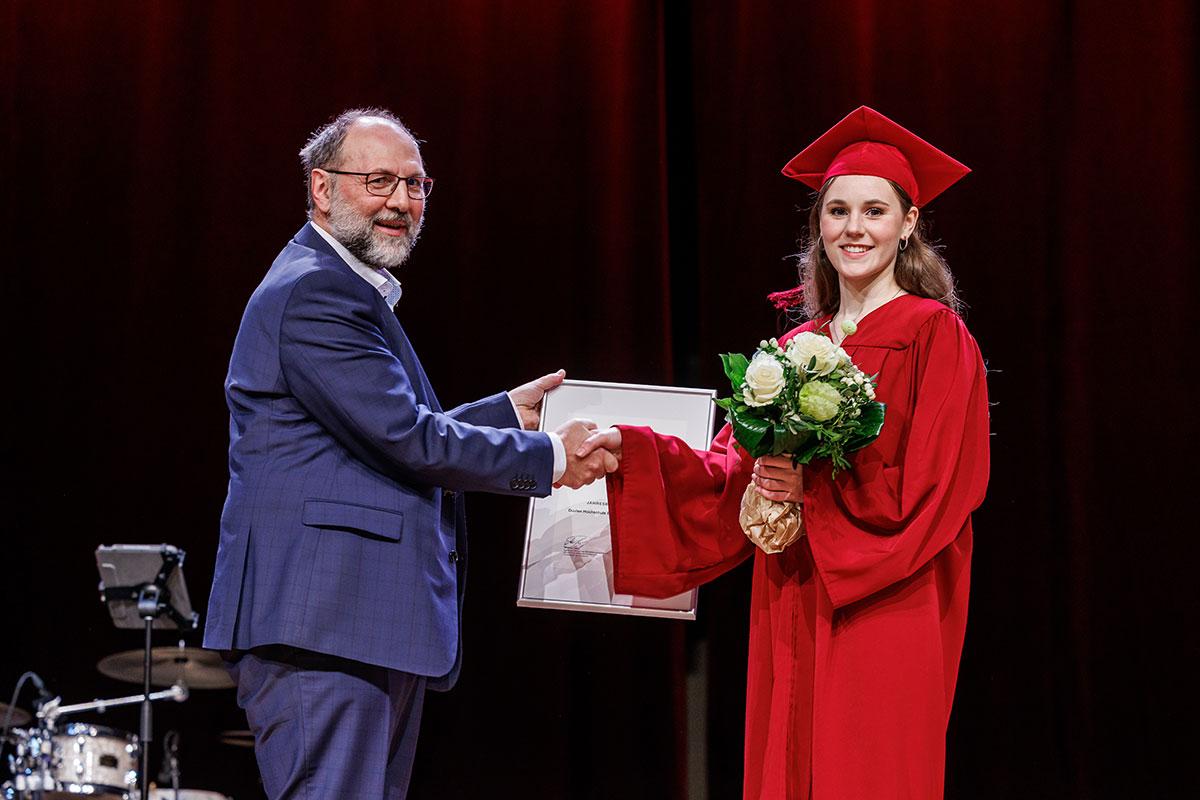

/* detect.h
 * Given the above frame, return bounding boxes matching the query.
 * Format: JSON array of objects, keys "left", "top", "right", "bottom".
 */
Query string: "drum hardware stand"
[
  {"left": 11, "top": 691, "right": 58, "bottom": 800},
  {"left": 97, "top": 545, "right": 198, "bottom": 800},
  {"left": 6, "top": 676, "right": 68, "bottom": 800},
  {"left": 36, "top": 683, "right": 189, "bottom": 723},
  {"left": 159, "top": 730, "right": 181, "bottom": 800},
  {"left": 17, "top": 685, "right": 186, "bottom": 800}
]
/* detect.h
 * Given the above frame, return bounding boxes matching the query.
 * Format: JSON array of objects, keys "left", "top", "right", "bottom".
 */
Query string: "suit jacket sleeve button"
[{"left": 448, "top": 550, "right": 459, "bottom": 564}]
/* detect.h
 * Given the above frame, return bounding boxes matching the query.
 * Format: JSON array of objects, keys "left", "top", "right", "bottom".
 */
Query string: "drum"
[
  {"left": 50, "top": 722, "right": 138, "bottom": 798},
  {"left": 3, "top": 726, "right": 58, "bottom": 797}
]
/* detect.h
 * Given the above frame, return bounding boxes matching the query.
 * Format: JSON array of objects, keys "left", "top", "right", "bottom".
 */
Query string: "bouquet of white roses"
[{"left": 714, "top": 331, "right": 885, "bottom": 553}]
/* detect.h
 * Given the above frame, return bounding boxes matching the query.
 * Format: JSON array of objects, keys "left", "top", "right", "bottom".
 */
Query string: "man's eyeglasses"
[{"left": 322, "top": 170, "right": 435, "bottom": 200}]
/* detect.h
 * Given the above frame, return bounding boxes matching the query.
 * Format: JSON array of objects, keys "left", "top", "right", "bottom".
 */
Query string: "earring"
[{"left": 899, "top": 236, "right": 909, "bottom": 252}]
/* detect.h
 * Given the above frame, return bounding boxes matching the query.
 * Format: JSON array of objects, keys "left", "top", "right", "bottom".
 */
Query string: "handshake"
[
  {"left": 552, "top": 420, "right": 623, "bottom": 490},
  {"left": 507, "top": 369, "right": 623, "bottom": 491}
]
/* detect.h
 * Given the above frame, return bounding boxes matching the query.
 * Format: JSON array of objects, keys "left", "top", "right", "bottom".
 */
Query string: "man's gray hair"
[{"left": 299, "top": 107, "right": 417, "bottom": 216}]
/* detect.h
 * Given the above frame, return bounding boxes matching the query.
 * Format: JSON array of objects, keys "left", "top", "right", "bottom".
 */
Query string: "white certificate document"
[{"left": 517, "top": 379, "right": 716, "bottom": 619}]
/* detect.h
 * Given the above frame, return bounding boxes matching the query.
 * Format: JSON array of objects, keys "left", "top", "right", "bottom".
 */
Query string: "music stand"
[{"left": 96, "top": 544, "right": 199, "bottom": 800}]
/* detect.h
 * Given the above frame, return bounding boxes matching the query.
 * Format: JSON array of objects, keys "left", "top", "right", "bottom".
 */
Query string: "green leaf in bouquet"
[
  {"left": 714, "top": 397, "right": 735, "bottom": 413},
  {"left": 771, "top": 426, "right": 810, "bottom": 457},
  {"left": 844, "top": 401, "right": 886, "bottom": 452},
  {"left": 787, "top": 415, "right": 819, "bottom": 433},
  {"left": 789, "top": 435, "right": 824, "bottom": 464},
  {"left": 729, "top": 407, "right": 773, "bottom": 457},
  {"left": 770, "top": 420, "right": 795, "bottom": 455},
  {"left": 719, "top": 353, "right": 750, "bottom": 391}
]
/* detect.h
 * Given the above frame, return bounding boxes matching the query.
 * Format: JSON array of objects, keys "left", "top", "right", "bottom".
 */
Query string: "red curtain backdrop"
[{"left": 3, "top": 2, "right": 1196, "bottom": 798}]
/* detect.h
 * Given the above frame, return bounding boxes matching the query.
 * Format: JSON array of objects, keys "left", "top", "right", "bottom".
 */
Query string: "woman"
[{"left": 580, "top": 107, "right": 989, "bottom": 798}]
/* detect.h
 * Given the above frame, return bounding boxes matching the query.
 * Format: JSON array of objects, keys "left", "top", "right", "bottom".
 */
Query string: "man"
[{"left": 203, "top": 108, "right": 615, "bottom": 799}]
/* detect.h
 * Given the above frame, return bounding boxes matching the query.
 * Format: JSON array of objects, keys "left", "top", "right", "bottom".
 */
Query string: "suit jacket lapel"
[{"left": 292, "top": 225, "right": 445, "bottom": 414}]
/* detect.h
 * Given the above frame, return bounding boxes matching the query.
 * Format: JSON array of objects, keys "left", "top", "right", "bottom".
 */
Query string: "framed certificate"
[{"left": 516, "top": 379, "right": 717, "bottom": 620}]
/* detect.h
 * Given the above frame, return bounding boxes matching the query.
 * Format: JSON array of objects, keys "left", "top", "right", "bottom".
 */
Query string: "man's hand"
[
  {"left": 753, "top": 455, "right": 804, "bottom": 502},
  {"left": 554, "top": 419, "right": 619, "bottom": 489},
  {"left": 509, "top": 369, "right": 566, "bottom": 430}
]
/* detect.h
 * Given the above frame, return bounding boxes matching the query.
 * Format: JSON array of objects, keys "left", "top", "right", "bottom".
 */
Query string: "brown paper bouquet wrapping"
[{"left": 739, "top": 483, "right": 804, "bottom": 554}]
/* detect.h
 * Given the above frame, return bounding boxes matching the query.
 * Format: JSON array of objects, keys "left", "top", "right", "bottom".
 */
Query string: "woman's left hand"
[{"left": 753, "top": 455, "right": 804, "bottom": 503}]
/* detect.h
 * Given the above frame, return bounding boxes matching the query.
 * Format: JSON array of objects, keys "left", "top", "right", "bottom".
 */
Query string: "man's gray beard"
[{"left": 327, "top": 196, "right": 422, "bottom": 270}]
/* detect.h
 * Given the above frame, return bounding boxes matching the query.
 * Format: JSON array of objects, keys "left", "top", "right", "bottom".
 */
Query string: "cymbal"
[
  {"left": 218, "top": 729, "right": 254, "bottom": 748},
  {"left": 0, "top": 702, "right": 32, "bottom": 727},
  {"left": 97, "top": 646, "right": 235, "bottom": 690}
]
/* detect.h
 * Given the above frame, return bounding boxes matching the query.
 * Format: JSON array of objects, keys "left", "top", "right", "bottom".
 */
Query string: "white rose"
[
  {"left": 743, "top": 352, "right": 786, "bottom": 406},
  {"left": 785, "top": 332, "right": 842, "bottom": 377}
]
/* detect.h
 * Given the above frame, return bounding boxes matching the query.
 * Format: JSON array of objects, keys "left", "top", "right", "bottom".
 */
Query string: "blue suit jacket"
[{"left": 203, "top": 224, "right": 553, "bottom": 690}]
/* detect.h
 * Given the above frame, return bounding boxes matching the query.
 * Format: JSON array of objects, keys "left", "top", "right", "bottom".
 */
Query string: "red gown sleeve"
[
  {"left": 606, "top": 424, "right": 755, "bottom": 599},
  {"left": 804, "top": 310, "right": 990, "bottom": 608}
]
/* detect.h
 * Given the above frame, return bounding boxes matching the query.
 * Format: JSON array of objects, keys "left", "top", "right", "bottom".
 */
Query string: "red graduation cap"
[{"left": 781, "top": 106, "right": 969, "bottom": 206}]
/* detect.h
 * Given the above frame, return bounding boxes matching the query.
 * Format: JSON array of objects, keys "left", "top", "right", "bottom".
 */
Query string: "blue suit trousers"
[{"left": 227, "top": 647, "right": 427, "bottom": 799}]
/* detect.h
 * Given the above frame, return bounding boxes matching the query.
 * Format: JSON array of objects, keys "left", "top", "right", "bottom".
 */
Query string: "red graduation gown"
[{"left": 607, "top": 296, "right": 990, "bottom": 799}]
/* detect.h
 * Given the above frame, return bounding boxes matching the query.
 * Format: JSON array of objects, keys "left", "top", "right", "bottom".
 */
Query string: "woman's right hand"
[
  {"left": 576, "top": 427, "right": 623, "bottom": 463},
  {"left": 753, "top": 455, "right": 804, "bottom": 503}
]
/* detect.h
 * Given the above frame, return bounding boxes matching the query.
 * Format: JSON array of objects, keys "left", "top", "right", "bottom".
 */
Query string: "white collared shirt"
[
  {"left": 309, "top": 221, "right": 403, "bottom": 308},
  {"left": 307, "top": 220, "right": 566, "bottom": 480}
]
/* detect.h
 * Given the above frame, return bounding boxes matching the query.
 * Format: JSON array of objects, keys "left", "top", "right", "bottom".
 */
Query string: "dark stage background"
[{"left": 3, "top": 1, "right": 1198, "bottom": 798}]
